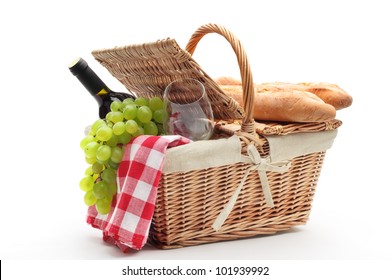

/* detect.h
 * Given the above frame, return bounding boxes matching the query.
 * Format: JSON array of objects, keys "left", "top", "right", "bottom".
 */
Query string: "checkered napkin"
[{"left": 86, "top": 135, "right": 190, "bottom": 252}]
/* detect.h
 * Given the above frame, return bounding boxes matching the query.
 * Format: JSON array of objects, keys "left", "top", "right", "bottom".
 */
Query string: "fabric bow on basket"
[
  {"left": 87, "top": 135, "right": 190, "bottom": 252},
  {"left": 212, "top": 144, "right": 291, "bottom": 231}
]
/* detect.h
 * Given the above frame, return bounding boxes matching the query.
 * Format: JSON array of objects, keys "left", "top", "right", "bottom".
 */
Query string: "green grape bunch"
[{"left": 79, "top": 96, "right": 165, "bottom": 215}]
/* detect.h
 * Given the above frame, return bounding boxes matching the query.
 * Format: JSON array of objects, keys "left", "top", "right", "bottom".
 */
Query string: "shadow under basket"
[{"left": 91, "top": 23, "right": 342, "bottom": 249}]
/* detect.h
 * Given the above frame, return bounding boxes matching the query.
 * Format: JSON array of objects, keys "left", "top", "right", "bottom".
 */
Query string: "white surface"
[{"left": 0, "top": 0, "right": 389, "bottom": 263}]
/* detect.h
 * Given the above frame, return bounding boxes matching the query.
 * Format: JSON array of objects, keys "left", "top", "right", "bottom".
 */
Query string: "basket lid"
[{"left": 91, "top": 38, "right": 244, "bottom": 120}]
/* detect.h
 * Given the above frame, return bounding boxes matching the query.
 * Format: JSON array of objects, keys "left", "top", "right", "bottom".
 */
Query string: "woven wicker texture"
[
  {"left": 92, "top": 23, "right": 340, "bottom": 249},
  {"left": 217, "top": 118, "right": 342, "bottom": 136},
  {"left": 152, "top": 151, "right": 325, "bottom": 248}
]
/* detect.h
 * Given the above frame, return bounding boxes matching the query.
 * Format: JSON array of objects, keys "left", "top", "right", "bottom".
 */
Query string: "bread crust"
[
  {"left": 219, "top": 81, "right": 337, "bottom": 123},
  {"left": 298, "top": 82, "right": 353, "bottom": 110},
  {"left": 216, "top": 77, "right": 352, "bottom": 111}
]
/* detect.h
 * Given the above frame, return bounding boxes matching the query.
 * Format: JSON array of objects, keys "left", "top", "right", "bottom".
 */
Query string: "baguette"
[
  {"left": 298, "top": 82, "right": 352, "bottom": 110},
  {"left": 216, "top": 77, "right": 337, "bottom": 123},
  {"left": 215, "top": 77, "right": 353, "bottom": 110}
]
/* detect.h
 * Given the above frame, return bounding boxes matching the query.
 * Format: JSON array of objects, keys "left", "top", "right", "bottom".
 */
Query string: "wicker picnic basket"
[{"left": 91, "top": 24, "right": 342, "bottom": 249}]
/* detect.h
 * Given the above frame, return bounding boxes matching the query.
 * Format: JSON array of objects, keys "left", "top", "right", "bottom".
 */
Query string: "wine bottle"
[{"left": 69, "top": 57, "right": 136, "bottom": 118}]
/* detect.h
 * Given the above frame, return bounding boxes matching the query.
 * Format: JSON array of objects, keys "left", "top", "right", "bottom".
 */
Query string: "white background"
[{"left": 1, "top": 0, "right": 389, "bottom": 277}]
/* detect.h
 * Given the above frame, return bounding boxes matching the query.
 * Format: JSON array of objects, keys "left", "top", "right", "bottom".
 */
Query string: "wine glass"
[{"left": 163, "top": 78, "right": 214, "bottom": 141}]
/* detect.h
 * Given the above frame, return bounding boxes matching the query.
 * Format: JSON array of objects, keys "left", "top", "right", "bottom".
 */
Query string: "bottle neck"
[
  {"left": 69, "top": 58, "right": 112, "bottom": 99},
  {"left": 74, "top": 66, "right": 112, "bottom": 99}
]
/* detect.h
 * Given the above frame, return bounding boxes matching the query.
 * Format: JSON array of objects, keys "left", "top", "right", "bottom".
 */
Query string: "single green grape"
[
  {"left": 84, "top": 190, "right": 97, "bottom": 206},
  {"left": 122, "top": 98, "right": 135, "bottom": 105},
  {"left": 134, "top": 97, "right": 148, "bottom": 106},
  {"left": 110, "top": 100, "right": 124, "bottom": 112},
  {"left": 96, "top": 145, "right": 112, "bottom": 162},
  {"left": 96, "top": 126, "right": 113, "bottom": 142},
  {"left": 143, "top": 121, "right": 158, "bottom": 136},
  {"left": 80, "top": 135, "right": 95, "bottom": 150},
  {"left": 92, "top": 162, "right": 104, "bottom": 174},
  {"left": 137, "top": 106, "right": 153, "bottom": 123},
  {"left": 123, "top": 104, "right": 138, "bottom": 120},
  {"left": 125, "top": 119, "right": 139, "bottom": 134},
  {"left": 110, "top": 111, "right": 124, "bottom": 123},
  {"left": 85, "top": 166, "right": 93, "bottom": 176},
  {"left": 105, "top": 111, "right": 114, "bottom": 123},
  {"left": 79, "top": 176, "right": 94, "bottom": 192},
  {"left": 101, "top": 168, "right": 116, "bottom": 184},
  {"left": 93, "top": 181, "right": 109, "bottom": 199},
  {"left": 149, "top": 96, "right": 163, "bottom": 111},
  {"left": 84, "top": 141, "right": 100, "bottom": 158},
  {"left": 96, "top": 197, "right": 112, "bottom": 215},
  {"left": 85, "top": 156, "right": 97, "bottom": 165},
  {"left": 110, "top": 146, "right": 124, "bottom": 163},
  {"left": 113, "top": 121, "right": 126, "bottom": 136},
  {"left": 117, "top": 131, "right": 132, "bottom": 144},
  {"left": 153, "top": 108, "right": 164, "bottom": 124}
]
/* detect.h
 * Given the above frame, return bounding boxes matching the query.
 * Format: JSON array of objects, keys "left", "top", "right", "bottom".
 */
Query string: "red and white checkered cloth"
[{"left": 86, "top": 135, "right": 190, "bottom": 252}]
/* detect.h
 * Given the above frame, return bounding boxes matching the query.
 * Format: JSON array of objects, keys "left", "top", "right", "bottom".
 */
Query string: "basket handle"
[{"left": 185, "top": 23, "right": 255, "bottom": 134}]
